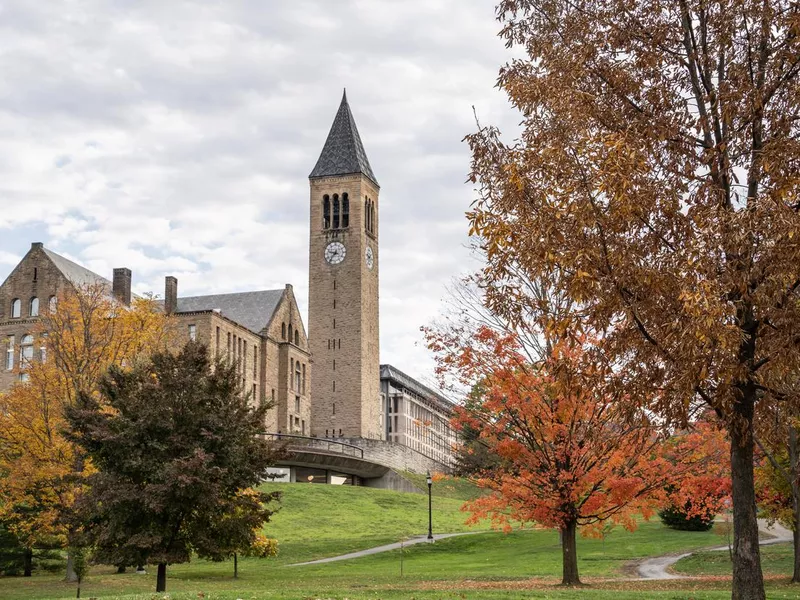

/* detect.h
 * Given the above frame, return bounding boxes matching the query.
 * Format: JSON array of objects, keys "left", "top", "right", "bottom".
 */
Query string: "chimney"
[
  {"left": 165, "top": 276, "right": 178, "bottom": 315},
  {"left": 31, "top": 242, "right": 43, "bottom": 250},
  {"left": 112, "top": 268, "right": 132, "bottom": 306}
]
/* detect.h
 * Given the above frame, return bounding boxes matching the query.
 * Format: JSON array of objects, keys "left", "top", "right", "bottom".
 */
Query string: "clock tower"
[{"left": 308, "top": 91, "right": 382, "bottom": 440}]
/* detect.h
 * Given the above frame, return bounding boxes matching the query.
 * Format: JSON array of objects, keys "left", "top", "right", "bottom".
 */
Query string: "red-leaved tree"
[{"left": 428, "top": 325, "right": 683, "bottom": 585}]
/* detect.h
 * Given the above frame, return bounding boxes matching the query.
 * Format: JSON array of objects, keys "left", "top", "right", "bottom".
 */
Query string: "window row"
[
  {"left": 365, "top": 197, "right": 376, "bottom": 235},
  {"left": 5, "top": 334, "right": 46, "bottom": 374},
  {"left": 281, "top": 322, "right": 301, "bottom": 345},
  {"left": 9, "top": 296, "right": 57, "bottom": 319},
  {"left": 214, "top": 325, "right": 258, "bottom": 380},
  {"left": 322, "top": 193, "right": 350, "bottom": 230}
]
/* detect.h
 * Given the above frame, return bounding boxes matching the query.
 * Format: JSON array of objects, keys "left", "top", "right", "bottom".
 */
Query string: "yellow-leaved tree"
[{"left": 0, "top": 283, "right": 170, "bottom": 576}]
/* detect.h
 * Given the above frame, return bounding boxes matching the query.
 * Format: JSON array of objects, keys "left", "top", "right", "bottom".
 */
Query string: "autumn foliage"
[
  {"left": 0, "top": 284, "right": 170, "bottom": 563},
  {"left": 429, "top": 325, "right": 723, "bottom": 584},
  {"left": 465, "top": 1, "right": 800, "bottom": 596}
]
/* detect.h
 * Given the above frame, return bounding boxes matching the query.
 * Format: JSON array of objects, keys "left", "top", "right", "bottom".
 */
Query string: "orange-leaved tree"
[
  {"left": 0, "top": 283, "right": 170, "bottom": 576},
  {"left": 429, "top": 325, "right": 678, "bottom": 586},
  {"left": 466, "top": 2, "right": 800, "bottom": 596}
]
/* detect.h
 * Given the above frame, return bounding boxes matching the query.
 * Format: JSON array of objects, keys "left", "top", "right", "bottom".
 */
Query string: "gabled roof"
[
  {"left": 42, "top": 248, "right": 111, "bottom": 289},
  {"left": 176, "top": 290, "right": 285, "bottom": 335},
  {"left": 309, "top": 90, "right": 378, "bottom": 186}
]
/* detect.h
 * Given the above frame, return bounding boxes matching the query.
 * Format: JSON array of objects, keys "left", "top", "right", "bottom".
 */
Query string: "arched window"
[
  {"left": 11, "top": 299, "right": 21, "bottom": 318},
  {"left": 294, "top": 330, "right": 299, "bottom": 345},
  {"left": 29, "top": 297, "right": 39, "bottom": 317},
  {"left": 20, "top": 335, "right": 34, "bottom": 368},
  {"left": 288, "top": 324, "right": 293, "bottom": 343},
  {"left": 332, "top": 194, "right": 340, "bottom": 229},
  {"left": 342, "top": 193, "right": 349, "bottom": 228},
  {"left": 281, "top": 323, "right": 286, "bottom": 339},
  {"left": 49, "top": 296, "right": 57, "bottom": 313},
  {"left": 371, "top": 202, "right": 376, "bottom": 234},
  {"left": 365, "top": 197, "right": 369, "bottom": 231},
  {"left": 323, "top": 195, "right": 331, "bottom": 229},
  {"left": 295, "top": 361, "right": 302, "bottom": 392}
]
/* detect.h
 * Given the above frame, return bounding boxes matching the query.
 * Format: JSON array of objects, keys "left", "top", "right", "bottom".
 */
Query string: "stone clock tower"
[{"left": 308, "top": 91, "right": 382, "bottom": 440}]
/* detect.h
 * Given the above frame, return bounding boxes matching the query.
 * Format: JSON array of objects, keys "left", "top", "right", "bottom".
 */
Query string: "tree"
[
  {"left": 429, "top": 325, "right": 680, "bottom": 585},
  {"left": 466, "top": 2, "right": 800, "bottom": 597},
  {"left": 755, "top": 406, "right": 800, "bottom": 582},
  {"left": 70, "top": 546, "right": 89, "bottom": 599},
  {"left": 64, "top": 342, "right": 282, "bottom": 593},
  {"left": 0, "top": 284, "right": 169, "bottom": 578}
]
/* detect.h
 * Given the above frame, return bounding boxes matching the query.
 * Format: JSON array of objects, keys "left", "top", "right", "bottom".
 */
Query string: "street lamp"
[{"left": 426, "top": 471, "right": 433, "bottom": 542}]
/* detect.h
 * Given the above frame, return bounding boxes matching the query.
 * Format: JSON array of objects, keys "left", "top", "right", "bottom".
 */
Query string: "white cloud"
[{"left": 0, "top": 0, "right": 520, "bottom": 392}]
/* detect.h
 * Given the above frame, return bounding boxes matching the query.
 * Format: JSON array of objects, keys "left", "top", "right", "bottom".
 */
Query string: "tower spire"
[{"left": 309, "top": 91, "right": 378, "bottom": 186}]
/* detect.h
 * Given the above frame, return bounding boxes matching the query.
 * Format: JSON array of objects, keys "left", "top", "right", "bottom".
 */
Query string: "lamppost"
[{"left": 426, "top": 471, "right": 433, "bottom": 542}]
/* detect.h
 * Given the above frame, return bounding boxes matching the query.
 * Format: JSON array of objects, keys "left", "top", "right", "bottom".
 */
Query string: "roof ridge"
[{"left": 309, "top": 90, "right": 378, "bottom": 185}]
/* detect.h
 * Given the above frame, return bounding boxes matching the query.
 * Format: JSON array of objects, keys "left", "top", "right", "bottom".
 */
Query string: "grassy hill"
[
  {"left": 260, "top": 480, "right": 478, "bottom": 564},
  {"left": 1, "top": 481, "right": 796, "bottom": 600}
]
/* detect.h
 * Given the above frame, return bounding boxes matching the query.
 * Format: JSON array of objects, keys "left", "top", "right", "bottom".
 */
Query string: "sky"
[{"left": 0, "top": 1, "right": 520, "bottom": 390}]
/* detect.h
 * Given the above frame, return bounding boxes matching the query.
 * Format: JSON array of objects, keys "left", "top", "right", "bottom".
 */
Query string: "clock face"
[
  {"left": 324, "top": 241, "right": 346, "bottom": 265},
  {"left": 365, "top": 246, "right": 374, "bottom": 270}
]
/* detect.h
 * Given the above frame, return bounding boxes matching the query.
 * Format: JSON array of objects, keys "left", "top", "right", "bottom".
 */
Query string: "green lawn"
[
  {"left": 1, "top": 483, "right": 798, "bottom": 600},
  {"left": 674, "top": 542, "right": 795, "bottom": 577}
]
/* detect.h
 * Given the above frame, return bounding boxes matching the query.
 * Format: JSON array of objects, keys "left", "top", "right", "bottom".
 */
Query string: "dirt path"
[{"left": 635, "top": 519, "right": 793, "bottom": 580}]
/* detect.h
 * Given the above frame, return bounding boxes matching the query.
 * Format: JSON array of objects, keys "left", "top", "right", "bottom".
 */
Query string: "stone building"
[
  {"left": 307, "top": 90, "right": 382, "bottom": 441},
  {"left": 0, "top": 243, "right": 310, "bottom": 433}
]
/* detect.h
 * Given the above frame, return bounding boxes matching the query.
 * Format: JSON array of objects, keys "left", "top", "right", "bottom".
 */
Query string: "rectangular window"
[
  {"left": 5, "top": 336, "right": 14, "bottom": 370},
  {"left": 216, "top": 327, "right": 220, "bottom": 350},
  {"left": 333, "top": 359, "right": 336, "bottom": 371},
  {"left": 333, "top": 318, "right": 336, "bottom": 329},
  {"left": 188, "top": 324, "right": 197, "bottom": 341},
  {"left": 253, "top": 383, "right": 257, "bottom": 400},
  {"left": 295, "top": 395, "right": 300, "bottom": 412},
  {"left": 302, "top": 419, "right": 306, "bottom": 436},
  {"left": 302, "top": 363, "right": 306, "bottom": 395},
  {"left": 271, "top": 389, "right": 275, "bottom": 403},
  {"left": 227, "top": 332, "right": 231, "bottom": 354},
  {"left": 253, "top": 346, "right": 258, "bottom": 377},
  {"left": 333, "top": 380, "right": 336, "bottom": 392},
  {"left": 243, "top": 341, "right": 247, "bottom": 374}
]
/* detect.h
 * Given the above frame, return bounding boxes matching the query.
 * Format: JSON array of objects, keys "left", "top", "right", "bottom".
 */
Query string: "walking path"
[
  {"left": 287, "top": 532, "right": 479, "bottom": 567},
  {"left": 636, "top": 519, "right": 794, "bottom": 580},
  {"left": 286, "top": 521, "right": 792, "bottom": 578}
]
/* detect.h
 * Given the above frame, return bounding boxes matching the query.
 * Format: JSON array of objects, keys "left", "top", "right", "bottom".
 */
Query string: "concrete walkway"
[
  {"left": 636, "top": 519, "right": 794, "bottom": 580},
  {"left": 287, "top": 532, "right": 479, "bottom": 567}
]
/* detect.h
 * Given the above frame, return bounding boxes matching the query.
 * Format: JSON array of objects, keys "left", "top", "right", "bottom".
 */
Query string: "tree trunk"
[
  {"left": 560, "top": 519, "right": 581, "bottom": 586},
  {"left": 234, "top": 553, "right": 238, "bottom": 579},
  {"left": 790, "top": 426, "right": 800, "bottom": 584},
  {"left": 76, "top": 578, "right": 81, "bottom": 599},
  {"left": 65, "top": 553, "right": 77, "bottom": 582},
  {"left": 729, "top": 398, "right": 765, "bottom": 600},
  {"left": 156, "top": 563, "right": 167, "bottom": 593},
  {"left": 23, "top": 547, "right": 33, "bottom": 577}
]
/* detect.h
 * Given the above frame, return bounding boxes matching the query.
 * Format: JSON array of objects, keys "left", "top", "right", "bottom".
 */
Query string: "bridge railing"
[{"left": 261, "top": 432, "right": 365, "bottom": 459}]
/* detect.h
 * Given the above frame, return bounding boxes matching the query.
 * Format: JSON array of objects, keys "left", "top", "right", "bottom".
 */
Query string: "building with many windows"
[{"left": 0, "top": 243, "right": 311, "bottom": 434}]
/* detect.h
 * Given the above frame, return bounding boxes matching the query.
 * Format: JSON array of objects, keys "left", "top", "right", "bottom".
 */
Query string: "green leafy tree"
[{"left": 64, "top": 341, "right": 282, "bottom": 593}]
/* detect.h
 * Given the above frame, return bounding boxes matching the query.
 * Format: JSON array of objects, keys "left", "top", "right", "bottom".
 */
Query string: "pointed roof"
[{"left": 309, "top": 90, "right": 378, "bottom": 186}]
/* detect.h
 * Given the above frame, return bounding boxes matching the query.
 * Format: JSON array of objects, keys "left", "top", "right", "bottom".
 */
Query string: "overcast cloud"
[{"left": 0, "top": 0, "right": 519, "bottom": 390}]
